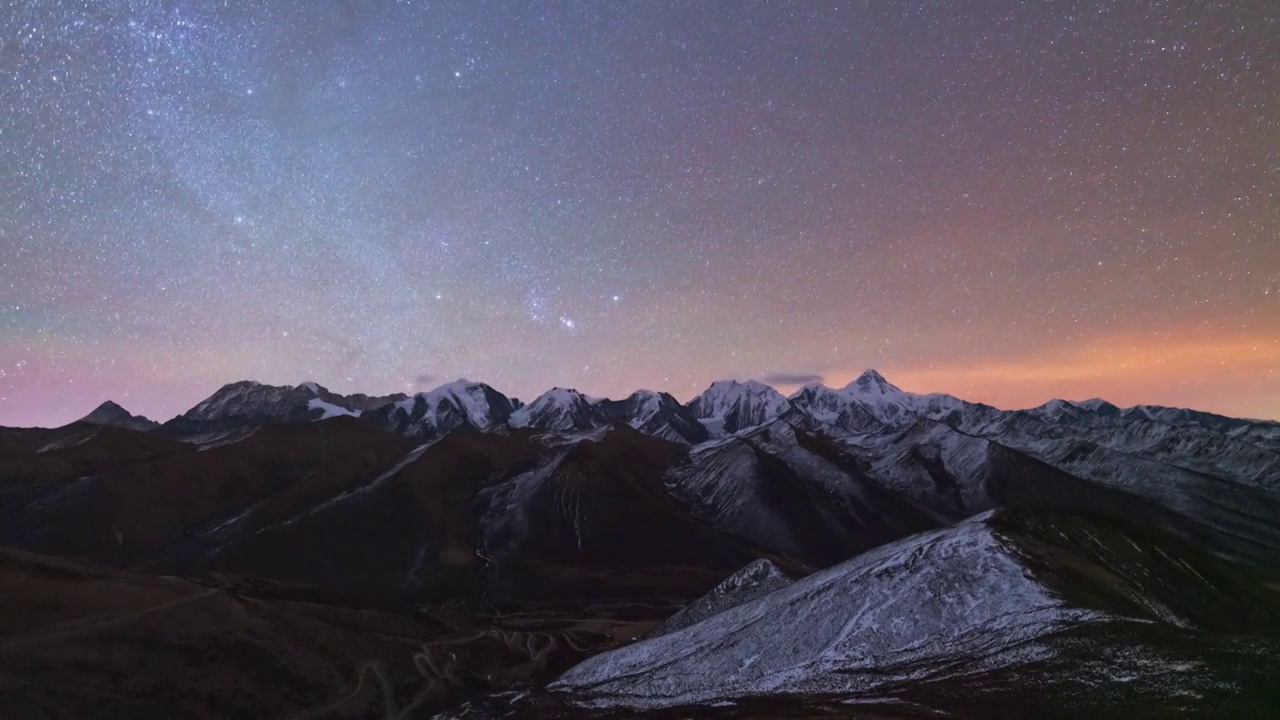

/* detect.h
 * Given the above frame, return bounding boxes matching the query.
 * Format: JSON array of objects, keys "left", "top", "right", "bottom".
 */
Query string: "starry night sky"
[{"left": 4, "top": 0, "right": 1279, "bottom": 427}]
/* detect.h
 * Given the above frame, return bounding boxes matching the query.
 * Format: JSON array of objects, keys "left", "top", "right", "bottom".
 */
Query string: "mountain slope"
[
  {"left": 477, "top": 426, "right": 762, "bottom": 602},
  {"left": 667, "top": 420, "right": 941, "bottom": 567},
  {"left": 546, "top": 509, "right": 1280, "bottom": 715},
  {"left": 0, "top": 417, "right": 416, "bottom": 568},
  {"left": 204, "top": 428, "right": 538, "bottom": 603}
]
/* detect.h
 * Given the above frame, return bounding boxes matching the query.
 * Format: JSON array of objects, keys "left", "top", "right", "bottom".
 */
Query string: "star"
[{"left": 2, "top": 0, "right": 1277, "bottom": 426}]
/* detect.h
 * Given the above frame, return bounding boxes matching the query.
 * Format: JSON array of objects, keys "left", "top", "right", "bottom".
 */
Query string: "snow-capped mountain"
[
  {"left": 77, "top": 401, "right": 159, "bottom": 433},
  {"left": 687, "top": 379, "right": 792, "bottom": 437},
  {"left": 145, "top": 371, "right": 1280, "bottom": 559},
  {"left": 504, "top": 388, "right": 709, "bottom": 444},
  {"left": 366, "top": 379, "right": 516, "bottom": 438},
  {"left": 508, "top": 387, "right": 608, "bottom": 432},
  {"left": 835, "top": 368, "right": 923, "bottom": 426},
  {"left": 170, "top": 380, "right": 404, "bottom": 429},
  {"left": 598, "top": 390, "right": 709, "bottom": 444},
  {"left": 786, "top": 383, "right": 885, "bottom": 435},
  {"left": 152, "top": 371, "right": 1280, "bottom": 462},
  {"left": 1028, "top": 397, "right": 1124, "bottom": 427},
  {"left": 785, "top": 370, "right": 985, "bottom": 434}
]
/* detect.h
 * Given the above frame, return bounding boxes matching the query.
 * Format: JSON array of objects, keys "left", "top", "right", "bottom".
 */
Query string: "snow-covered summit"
[
  {"left": 837, "top": 369, "right": 932, "bottom": 426},
  {"left": 1030, "top": 397, "right": 1126, "bottom": 426},
  {"left": 784, "top": 370, "right": 964, "bottom": 430},
  {"left": 371, "top": 379, "right": 516, "bottom": 437},
  {"left": 598, "top": 389, "right": 709, "bottom": 444},
  {"left": 842, "top": 368, "right": 902, "bottom": 395},
  {"left": 688, "top": 379, "right": 792, "bottom": 437},
  {"left": 509, "top": 387, "right": 608, "bottom": 432}
]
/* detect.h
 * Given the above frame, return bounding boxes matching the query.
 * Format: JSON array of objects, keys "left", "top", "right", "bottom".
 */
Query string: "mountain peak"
[
  {"left": 689, "top": 379, "right": 791, "bottom": 437},
  {"left": 421, "top": 378, "right": 483, "bottom": 396},
  {"left": 80, "top": 400, "right": 158, "bottom": 432},
  {"left": 788, "top": 382, "right": 834, "bottom": 398},
  {"left": 541, "top": 387, "right": 599, "bottom": 402},
  {"left": 704, "top": 378, "right": 777, "bottom": 394},
  {"left": 509, "top": 387, "right": 606, "bottom": 431},
  {"left": 844, "top": 369, "right": 902, "bottom": 395},
  {"left": 90, "top": 399, "right": 127, "bottom": 414}
]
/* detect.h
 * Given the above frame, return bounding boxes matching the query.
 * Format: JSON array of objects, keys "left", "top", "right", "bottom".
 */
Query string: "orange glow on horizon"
[{"left": 814, "top": 333, "right": 1280, "bottom": 420}]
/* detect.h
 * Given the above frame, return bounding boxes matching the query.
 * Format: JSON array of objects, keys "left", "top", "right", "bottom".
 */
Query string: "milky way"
[{"left": 4, "top": 1, "right": 1279, "bottom": 426}]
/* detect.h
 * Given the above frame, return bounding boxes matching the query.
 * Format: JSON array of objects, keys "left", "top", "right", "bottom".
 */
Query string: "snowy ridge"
[
  {"left": 650, "top": 558, "right": 795, "bottom": 638},
  {"left": 553, "top": 512, "right": 1108, "bottom": 708}
]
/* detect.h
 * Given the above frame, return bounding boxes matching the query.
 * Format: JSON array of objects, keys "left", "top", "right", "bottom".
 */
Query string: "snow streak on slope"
[{"left": 307, "top": 398, "right": 360, "bottom": 419}]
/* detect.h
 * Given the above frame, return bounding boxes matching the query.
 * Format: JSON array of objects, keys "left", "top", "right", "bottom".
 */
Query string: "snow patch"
[{"left": 307, "top": 397, "right": 361, "bottom": 419}]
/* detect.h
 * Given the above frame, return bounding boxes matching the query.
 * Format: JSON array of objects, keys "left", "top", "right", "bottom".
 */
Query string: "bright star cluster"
[{"left": 3, "top": 1, "right": 1278, "bottom": 425}]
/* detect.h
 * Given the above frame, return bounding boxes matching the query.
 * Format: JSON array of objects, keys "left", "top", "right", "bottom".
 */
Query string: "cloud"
[
  {"left": 760, "top": 372, "right": 825, "bottom": 386},
  {"left": 413, "top": 374, "right": 436, "bottom": 388}
]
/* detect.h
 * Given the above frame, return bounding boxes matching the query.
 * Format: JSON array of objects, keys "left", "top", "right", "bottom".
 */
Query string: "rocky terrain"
[{"left": 2, "top": 371, "right": 1278, "bottom": 717}]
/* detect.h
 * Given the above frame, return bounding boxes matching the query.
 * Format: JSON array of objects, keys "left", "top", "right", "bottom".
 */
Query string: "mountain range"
[{"left": 2, "top": 370, "right": 1278, "bottom": 717}]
